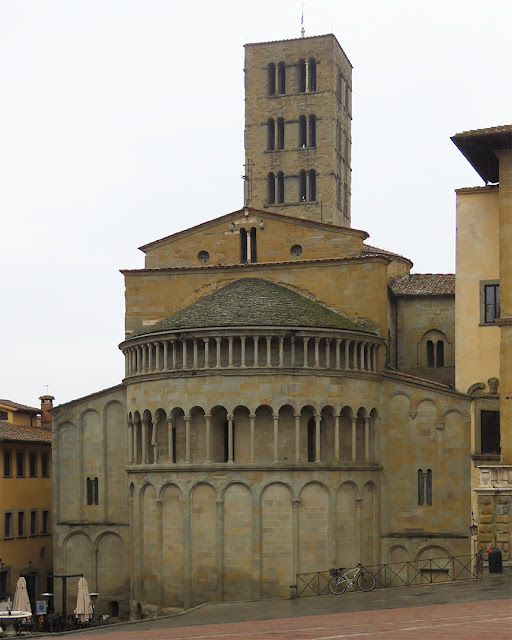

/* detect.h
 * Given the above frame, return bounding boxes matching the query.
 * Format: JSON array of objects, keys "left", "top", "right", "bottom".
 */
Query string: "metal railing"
[{"left": 296, "top": 551, "right": 483, "bottom": 597}]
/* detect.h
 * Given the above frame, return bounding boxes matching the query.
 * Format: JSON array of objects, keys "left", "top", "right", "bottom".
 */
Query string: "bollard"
[
  {"left": 488, "top": 547, "right": 503, "bottom": 574},
  {"left": 289, "top": 584, "right": 297, "bottom": 599}
]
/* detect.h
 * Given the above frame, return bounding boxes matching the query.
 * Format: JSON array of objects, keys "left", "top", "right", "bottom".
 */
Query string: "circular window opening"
[
  {"left": 197, "top": 250, "right": 210, "bottom": 263},
  {"left": 290, "top": 244, "right": 303, "bottom": 257}
]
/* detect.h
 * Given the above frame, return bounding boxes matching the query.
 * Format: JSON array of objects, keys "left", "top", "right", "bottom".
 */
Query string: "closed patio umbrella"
[
  {"left": 12, "top": 577, "right": 31, "bottom": 614},
  {"left": 74, "top": 578, "right": 93, "bottom": 622}
]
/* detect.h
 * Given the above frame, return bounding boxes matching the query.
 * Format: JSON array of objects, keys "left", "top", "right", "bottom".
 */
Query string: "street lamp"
[
  {"left": 88, "top": 593, "right": 100, "bottom": 625},
  {"left": 41, "top": 593, "right": 53, "bottom": 633}
]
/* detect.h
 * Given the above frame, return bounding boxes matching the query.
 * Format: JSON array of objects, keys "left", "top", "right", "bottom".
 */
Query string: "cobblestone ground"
[{"left": 49, "top": 599, "right": 512, "bottom": 640}]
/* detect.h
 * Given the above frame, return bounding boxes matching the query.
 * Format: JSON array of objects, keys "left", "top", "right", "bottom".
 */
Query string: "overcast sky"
[{"left": 1, "top": 0, "right": 511, "bottom": 407}]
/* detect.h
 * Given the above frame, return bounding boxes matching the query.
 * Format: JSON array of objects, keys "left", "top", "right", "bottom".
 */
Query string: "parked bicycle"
[{"left": 328, "top": 563, "right": 376, "bottom": 594}]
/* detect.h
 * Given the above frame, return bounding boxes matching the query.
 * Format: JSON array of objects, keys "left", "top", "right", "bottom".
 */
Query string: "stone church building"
[{"left": 52, "top": 34, "right": 472, "bottom": 619}]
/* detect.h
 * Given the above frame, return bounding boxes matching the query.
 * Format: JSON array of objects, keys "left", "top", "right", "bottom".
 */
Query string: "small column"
[
  {"left": 204, "top": 338, "right": 210, "bottom": 368},
  {"left": 266, "top": 336, "right": 272, "bottom": 367},
  {"left": 148, "top": 343, "right": 153, "bottom": 371},
  {"left": 372, "top": 344, "right": 378, "bottom": 372},
  {"left": 354, "top": 498, "right": 362, "bottom": 561},
  {"left": 240, "top": 336, "right": 246, "bottom": 368},
  {"left": 363, "top": 343, "right": 368, "bottom": 371},
  {"left": 156, "top": 498, "right": 164, "bottom": 606},
  {"left": 364, "top": 417, "right": 370, "bottom": 461},
  {"left": 273, "top": 413, "right": 279, "bottom": 462},
  {"left": 216, "top": 500, "right": 225, "bottom": 602},
  {"left": 279, "top": 337, "right": 284, "bottom": 367},
  {"left": 325, "top": 338, "right": 331, "bottom": 368},
  {"left": 336, "top": 339, "right": 341, "bottom": 369},
  {"left": 142, "top": 419, "right": 148, "bottom": 463},
  {"left": 253, "top": 336, "right": 259, "bottom": 367},
  {"left": 205, "top": 414, "right": 211, "bottom": 462},
  {"left": 152, "top": 418, "right": 158, "bottom": 463},
  {"left": 137, "top": 346, "right": 142, "bottom": 372},
  {"left": 228, "top": 336, "right": 234, "bottom": 368},
  {"left": 167, "top": 418, "right": 174, "bottom": 463},
  {"left": 216, "top": 337, "right": 222, "bottom": 368},
  {"left": 163, "top": 341, "right": 169, "bottom": 370},
  {"left": 294, "top": 414, "right": 301, "bottom": 462},
  {"left": 182, "top": 340, "right": 188, "bottom": 369},
  {"left": 351, "top": 416, "right": 357, "bottom": 461},
  {"left": 124, "top": 351, "right": 128, "bottom": 378},
  {"left": 155, "top": 342, "right": 160, "bottom": 370},
  {"left": 193, "top": 339, "right": 198, "bottom": 369},
  {"left": 185, "top": 415, "right": 191, "bottom": 463},
  {"left": 345, "top": 339, "right": 351, "bottom": 370},
  {"left": 249, "top": 414, "right": 256, "bottom": 461},
  {"left": 171, "top": 340, "right": 177, "bottom": 369},
  {"left": 134, "top": 421, "right": 139, "bottom": 463},
  {"left": 334, "top": 415, "right": 340, "bottom": 462},
  {"left": 142, "top": 346, "right": 147, "bottom": 372},
  {"left": 315, "top": 414, "right": 321, "bottom": 462},
  {"left": 305, "top": 59, "right": 310, "bottom": 92},
  {"left": 303, "top": 337, "right": 310, "bottom": 367},
  {"left": 292, "top": 499, "right": 301, "bottom": 580},
  {"left": 314, "top": 338, "right": 320, "bottom": 368},
  {"left": 291, "top": 337, "right": 296, "bottom": 367},
  {"left": 227, "top": 414, "right": 234, "bottom": 463},
  {"left": 128, "top": 421, "right": 134, "bottom": 463}
]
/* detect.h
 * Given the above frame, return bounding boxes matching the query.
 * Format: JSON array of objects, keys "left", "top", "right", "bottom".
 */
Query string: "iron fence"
[{"left": 296, "top": 550, "right": 484, "bottom": 597}]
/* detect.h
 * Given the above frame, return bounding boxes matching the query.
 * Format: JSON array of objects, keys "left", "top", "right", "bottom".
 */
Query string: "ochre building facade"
[{"left": 52, "top": 34, "right": 473, "bottom": 620}]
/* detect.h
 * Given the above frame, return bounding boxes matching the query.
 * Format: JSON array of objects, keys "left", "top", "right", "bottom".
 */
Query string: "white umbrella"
[
  {"left": 12, "top": 577, "right": 31, "bottom": 614},
  {"left": 74, "top": 577, "right": 93, "bottom": 622}
]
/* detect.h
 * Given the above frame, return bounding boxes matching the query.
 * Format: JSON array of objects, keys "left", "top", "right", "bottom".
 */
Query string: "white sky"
[{"left": 1, "top": 0, "right": 511, "bottom": 407}]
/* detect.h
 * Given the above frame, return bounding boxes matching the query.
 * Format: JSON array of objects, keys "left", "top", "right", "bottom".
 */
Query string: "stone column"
[
  {"left": 228, "top": 336, "right": 234, "bottom": 368},
  {"left": 155, "top": 342, "right": 160, "bottom": 370},
  {"left": 249, "top": 414, "right": 256, "bottom": 461},
  {"left": 364, "top": 417, "right": 370, "bottom": 461},
  {"left": 156, "top": 498, "right": 163, "bottom": 608},
  {"left": 241, "top": 336, "right": 246, "bottom": 368},
  {"left": 152, "top": 417, "right": 158, "bottom": 464},
  {"left": 266, "top": 336, "right": 272, "bottom": 367},
  {"left": 303, "top": 337, "right": 310, "bottom": 367},
  {"left": 354, "top": 497, "right": 363, "bottom": 561},
  {"left": 314, "top": 338, "right": 320, "bottom": 368},
  {"left": 336, "top": 339, "right": 341, "bottom": 369},
  {"left": 124, "top": 351, "right": 129, "bottom": 378},
  {"left": 253, "top": 336, "right": 259, "bottom": 367},
  {"left": 183, "top": 493, "right": 193, "bottom": 609},
  {"left": 204, "top": 338, "right": 210, "bottom": 368},
  {"left": 163, "top": 341, "right": 169, "bottom": 370},
  {"left": 216, "top": 337, "right": 222, "bottom": 368},
  {"left": 193, "top": 339, "right": 198, "bottom": 369},
  {"left": 325, "top": 338, "right": 331, "bottom": 368},
  {"left": 345, "top": 339, "right": 351, "bottom": 369},
  {"left": 205, "top": 414, "right": 211, "bottom": 462},
  {"left": 351, "top": 416, "right": 357, "bottom": 461},
  {"left": 273, "top": 413, "right": 279, "bottom": 462},
  {"left": 334, "top": 415, "right": 340, "bottom": 462},
  {"left": 227, "top": 414, "right": 234, "bottom": 462},
  {"left": 305, "top": 59, "right": 310, "bottom": 92},
  {"left": 291, "top": 337, "right": 296, "bottom": 367},
  {"left": 148, "top": 343, "right": 153, "bottom": 371},
  {"left": 315, "top": 414, "right": 321, "bottom": 462},
  {"left": 171, "top": 340, "right": 177, "bottom": 369},
  {"left": 216, "top": 500, "right": 225, "bottom": 602},
  {"left": 167, "top": 417, "right": 174, "bottom": 463},
  {"left": 292, "top": 499, "right": 301, "bottom": 579},
  {"left": 142, "top": 345, "right": 147, "bottom": 372},
  {"left": 182, "top": 340, "right": 187, "bottom": 368},
  {"left": 279, "top": 337, "right": 284, "bottom": 367},
  {"left": 185, "top": 415, "right": 191, "bottom": 463},
  {"left": 295, "top": 414, "right": 301, "bottom": 462},
  {"left": 134, "top": 420, "right": 140, "bottom": 463},
  {"left": 142, "top": 419, "right": 148, "bottom": 463}
]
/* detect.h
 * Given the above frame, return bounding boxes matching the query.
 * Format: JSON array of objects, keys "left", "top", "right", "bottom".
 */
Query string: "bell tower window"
[{"left": 268, "top": 63, "right": 276, "bottom": 96}]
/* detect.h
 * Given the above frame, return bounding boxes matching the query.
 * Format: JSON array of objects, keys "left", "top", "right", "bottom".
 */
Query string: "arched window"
[
  {"left": 426, "top": 469, "right": 432, "bottom": 506},
  {"left": 299, "top": 116, "right": 307, "bottom": 147},
  {"left": 298, "top": 59, "right": 306, "bottom": 92},
  {"left": 307, "top": 417, "right": 316, "bottom": 462},
  {"left": 93, "top": 477, "right": 99, "bottom": 505},
  {"left": 418, "top": 469, "right": 433, "bottom": 506},
  {"left": 436, "top": 341, "right": 444, "bottom": 367},
  {"left": 86, "top": 477, "right": 99, "bottom": 505},
  {"left": 86, "top": 477, "right": 93, "bottom": 505},
  {"left": 309, "top": 58, "right": 317, "bottom": 91},
  {"left": 277, "top": 118, "right": 284, "bottom": 150},
  {"left": 426, "top": 340, "right": 434, "bottom": 367},
  {"left": 267, "top": 118, "right": 275, "bottom": 150},
  {"left": 268, "top": 63, "right": 276, "bottom": 96},
  {"left": 277, "top": 172, "right": 284, "bottom": 203},
  {"left": 299, "top": 170, "right": 307, "bottom": 201},
  {"left": 240, "top": 227, "right": 247, "bottom": 263},
  {"left": 250, "top": 227, "right": 257, "bottom": 263},
  {"left": 268, "top": 172, "right": 275, "bottom": 204},
  {"left": 417, "top": 469, "right": 424, "bottom": 505},
  {"left": 277, "top": 62, "right": 285, "bottom": 94},
  {"left": 308, "top": 170, "right": 316, "bottom": 201},
  {"left": 308, "top": 115, "right": 316, "bottom": 147}
]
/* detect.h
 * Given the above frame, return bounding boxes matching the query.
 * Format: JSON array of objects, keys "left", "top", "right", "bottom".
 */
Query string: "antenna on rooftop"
[
  {"left": 44, "top": 384, "right": 49, "bottom": 395},
  {"left": 300, "top": 0, "right": 305, "bottom": 37}
]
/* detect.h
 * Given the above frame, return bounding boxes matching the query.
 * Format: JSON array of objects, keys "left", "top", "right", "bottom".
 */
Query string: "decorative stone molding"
[{"left": 477, "top": 465, "right": 512, "bottom": 488}]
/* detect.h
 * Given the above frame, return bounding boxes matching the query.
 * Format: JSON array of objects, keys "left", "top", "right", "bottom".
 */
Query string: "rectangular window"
[
  {"left": 30, "top": 510, "right": 37, "bottom": 536},
  {"left": 481, "top": 410, "right": 501, "bottom": 454},
  {"left": 4, "top": 511, "right": 13, "bottom": 538},
  {"left": 0, "top": 569, "right": 8, "bottom": 599},
  {"left": 42, "top": 510, "right": 50, "bottom": 535},
  {"left": 29, "top": 452, "right": 37, "bottom": 477},
  {"left": 17, "top": 511, "right": 25, "bottom": 537},
  {"left": 3, "top": 451, "right": 12, "bottom": 477},
  {"left": 16, "top": 451, "right": 25, "bottom": 477},
  {"left": 485, "top": 284, "right": 500, "bottom": 323},
  {"left": 41, "top": 452, "right": 50, "bottom": 477}
]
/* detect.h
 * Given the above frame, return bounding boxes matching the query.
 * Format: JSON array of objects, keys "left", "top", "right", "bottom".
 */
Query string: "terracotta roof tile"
[
  {"left": 389, "top": 274, "right": 455, "bottom": 296},
  {"left": 0, "top": 422, "right": 51, "bottom": 444},
  {"left": 0, "top": 399, "right": 40, "bottom": 413}
]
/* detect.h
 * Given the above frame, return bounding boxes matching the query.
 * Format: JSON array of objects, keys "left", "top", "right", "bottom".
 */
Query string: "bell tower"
[{"left": 244, "top": 33, "right": 352, "bottom": 226}]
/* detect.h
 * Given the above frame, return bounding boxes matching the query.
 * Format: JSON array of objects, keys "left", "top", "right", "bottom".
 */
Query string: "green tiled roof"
[{"left": 136, "top": 278, "right": 375, "bottom": 336}]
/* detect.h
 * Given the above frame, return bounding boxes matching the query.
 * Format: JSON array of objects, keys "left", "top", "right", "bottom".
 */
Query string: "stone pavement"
[{"left": 42, "top": 571, "right": 512, "bottom": 639}]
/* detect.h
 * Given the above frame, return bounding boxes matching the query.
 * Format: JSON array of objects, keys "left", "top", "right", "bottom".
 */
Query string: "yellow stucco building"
[
  {"left": 453, "top": 125, "right": 512, "bottom": 558},
  {"left": 0, "top": 398, "right": 53, "bottom": 609},
  {"left": 51, "top": 34, "right": 473, "bottom": 619}
]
